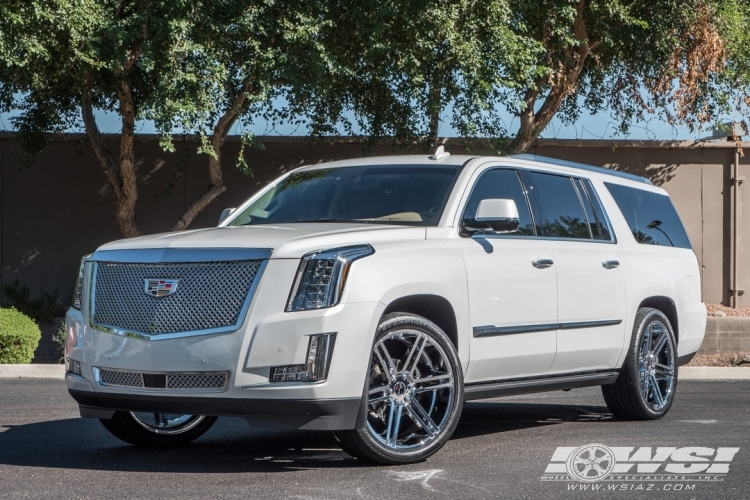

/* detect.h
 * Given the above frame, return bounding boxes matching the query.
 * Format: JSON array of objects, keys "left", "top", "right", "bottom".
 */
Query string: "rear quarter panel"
[{"left": 592, "top": 177, "right": 706, "bottom": 365}]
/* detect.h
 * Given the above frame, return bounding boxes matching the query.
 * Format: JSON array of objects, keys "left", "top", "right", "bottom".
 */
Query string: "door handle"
[
  {"left": 532, "top": 259, "right": 554, "bottom": 269},
  {"left": 602, "top": 260, "right": 620, "bottom": 269}
]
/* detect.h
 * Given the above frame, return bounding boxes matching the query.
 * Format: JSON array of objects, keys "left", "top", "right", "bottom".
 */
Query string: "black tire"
[
  {"left": 335, "top": 312, "right": 464, "bottom": 465},
  {"left": 100, "top": 411, "right": 217, "bottom": 447},
  {"left": 602, "top": 307, "right": 678, "bottom": 420}
]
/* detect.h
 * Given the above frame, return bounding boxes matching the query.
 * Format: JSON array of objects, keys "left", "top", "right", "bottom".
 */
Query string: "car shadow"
[{"left": 0, "top": 400, "right": 611, "bottom": 472}]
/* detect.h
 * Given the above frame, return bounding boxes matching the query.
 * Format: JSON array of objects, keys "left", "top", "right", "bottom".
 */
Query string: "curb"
[
  {"left": 680, "top": 366, "right": 750, "bottom": 380},
  {"left": 0, "top": 365, "right": 748, "bottom": 381},
  {"left": 0, "top": 364, "right": 65, "bottom": 379}
]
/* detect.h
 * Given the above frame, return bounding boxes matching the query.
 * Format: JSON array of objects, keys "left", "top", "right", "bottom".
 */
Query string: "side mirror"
[
  {"left": 219, "top": 208, "right": 236, "bottom": 225},
  {"left": 462, "top": 199, "right": 520, "bottom": 235}
]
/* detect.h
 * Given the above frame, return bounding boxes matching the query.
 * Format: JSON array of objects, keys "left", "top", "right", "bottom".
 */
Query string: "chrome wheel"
[
  {"left": 638, "top": 319, "right": 676, "bottom": 412},
  {"left": 129, "top": 412, "right": 205, "bottom": 435},
  {"left": 366, "top": 329, "right": 456, "bottom": 451}
]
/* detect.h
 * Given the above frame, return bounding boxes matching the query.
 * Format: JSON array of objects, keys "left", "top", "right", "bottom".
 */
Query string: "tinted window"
[
  {"left": 463, "top": 169, "right": 535, "bottom": 235},
  {"left": 229, "top": 165, "right": 461, "bottom": 227},
  {"left": 605, "top": 183, "right": 691, "bottom": 248},
  {"left": 529, "top": 172, "right": 591, "bottom": 239}
]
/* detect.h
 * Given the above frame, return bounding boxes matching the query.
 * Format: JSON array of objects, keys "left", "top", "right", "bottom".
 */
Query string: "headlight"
[
  {"left": 286, "top": 245, "right": 374, "bottom": 311},
  {"left": 72, "top": 254, "right": 92, "bottom": 310}
]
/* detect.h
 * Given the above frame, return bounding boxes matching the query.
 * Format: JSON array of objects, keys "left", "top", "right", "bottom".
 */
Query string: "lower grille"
[{"left": 96, "top": 368, "right": 229, "bottom": 391}]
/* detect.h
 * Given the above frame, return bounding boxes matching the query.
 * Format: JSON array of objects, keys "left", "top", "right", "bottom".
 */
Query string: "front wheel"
[
  {"left": 335, "top": 313, "right": 464, "bottom": 464},
  {"left": 602, "top": 307, "right": 678, "bottom": 420},
  {"left": 100, "top": 411, "right": 217, "bottom": 447}
]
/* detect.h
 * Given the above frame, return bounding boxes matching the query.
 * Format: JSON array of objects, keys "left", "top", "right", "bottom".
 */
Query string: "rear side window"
[
  {"left": 528, "top": 172, "right": 591, "bottom": 239},
  {"left": 605, "top": 183, "right": 692, "bottom": 249},
  {"left": 463, "top": 169, "right": 535, "bottom": 235}
]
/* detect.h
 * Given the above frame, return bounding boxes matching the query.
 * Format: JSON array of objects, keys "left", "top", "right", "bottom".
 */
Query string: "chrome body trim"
[
  {"left": 473, "top": 319, "right": 623, "bottom": 337},
  {"left": 91, "top": 247, "right": 273, "bottom": 263},
  {"left": 88, "top": 259, "right": 268, "bottom": 341}
]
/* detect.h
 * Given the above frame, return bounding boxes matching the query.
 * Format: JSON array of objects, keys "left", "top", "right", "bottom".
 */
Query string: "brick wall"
[{"left": 699, "top": 317, "right": 750, "bottom": 354}]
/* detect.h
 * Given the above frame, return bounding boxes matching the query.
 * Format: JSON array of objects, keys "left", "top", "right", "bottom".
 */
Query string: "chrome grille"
[
  {"left": 99, "top": 369, "right": 144, "bottom": 388},
  {"left": 97, "top": 368, "right": 229, "bottom": 391},
  {"left": 92, "top": 260, "right": 262, "bottom": 336}
]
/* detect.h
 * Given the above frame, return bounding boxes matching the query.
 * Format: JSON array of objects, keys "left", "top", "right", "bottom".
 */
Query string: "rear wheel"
[
  {"left": 100, "top": 411, "right": 217, "bottom": 447},
  {"left": 335, "top": 313, "right": 464, "bottom": 464},
  {"left": 602, "top": 307, "right": 677, "bottom": 420}
]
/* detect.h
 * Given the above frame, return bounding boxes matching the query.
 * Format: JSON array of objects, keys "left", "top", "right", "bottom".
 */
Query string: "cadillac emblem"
[{"left": 144, "top": 279, "right": 179, "bottom": 298}]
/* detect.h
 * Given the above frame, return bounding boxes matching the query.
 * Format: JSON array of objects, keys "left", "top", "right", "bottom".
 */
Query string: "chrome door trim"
[{"left": 473, "top": 319, "right": 622, "bottom": 337}]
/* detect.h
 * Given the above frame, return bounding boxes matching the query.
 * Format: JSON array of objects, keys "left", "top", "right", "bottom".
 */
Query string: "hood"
[{"left": 95, "top": 223, "right": 426, "bottom": 259}]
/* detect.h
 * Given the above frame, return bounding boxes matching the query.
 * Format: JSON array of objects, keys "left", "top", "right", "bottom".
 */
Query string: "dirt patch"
[
  {"left": 686, "top": 352, "right": 750, "bottom": 367},
  {"left": 706, "top": 303, "right": 750, "bottom": 317}
]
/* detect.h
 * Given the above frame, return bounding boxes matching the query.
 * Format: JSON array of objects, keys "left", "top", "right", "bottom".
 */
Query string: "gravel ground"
[
  {"left": 706, "top": 303, "right": 750, "bottom": 317},
  {"left": 686, "top": 351, "right": 750, "bottom": 367}
]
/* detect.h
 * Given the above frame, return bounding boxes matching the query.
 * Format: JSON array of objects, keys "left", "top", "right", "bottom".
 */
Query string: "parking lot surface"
[{"left": 0, "top": 379, "right": 747, "bottom": 499}]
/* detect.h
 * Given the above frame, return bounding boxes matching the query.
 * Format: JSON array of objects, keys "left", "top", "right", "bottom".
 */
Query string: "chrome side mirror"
[
  {"left": 219, "top": 208, "right": 236, "bottom": 225},
  {"left": 462, "top": 199, "right": 520, "bottom": 235}
]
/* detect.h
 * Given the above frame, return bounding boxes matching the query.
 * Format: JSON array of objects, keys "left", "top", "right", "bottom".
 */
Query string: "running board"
[{"left": 464, "top": 371, "right": 619, "bottom": 401}]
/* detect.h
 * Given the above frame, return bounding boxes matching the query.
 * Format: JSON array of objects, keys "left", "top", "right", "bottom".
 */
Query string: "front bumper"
[
  {"left": 65, "top": 258, "right": 384, "bottom": 430},
  {"left": 68, "top": 385, "right": 363, "bottom": 431}
]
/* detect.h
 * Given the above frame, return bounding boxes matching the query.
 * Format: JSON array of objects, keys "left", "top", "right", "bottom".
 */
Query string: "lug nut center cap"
[{"left": 393, "top": 381, "right": 407, "bottom": 396}]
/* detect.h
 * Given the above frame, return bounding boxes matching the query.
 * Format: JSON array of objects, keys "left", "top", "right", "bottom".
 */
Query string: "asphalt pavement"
[{"left": 0, "top": 379, "right": 748, "bottom": 499}]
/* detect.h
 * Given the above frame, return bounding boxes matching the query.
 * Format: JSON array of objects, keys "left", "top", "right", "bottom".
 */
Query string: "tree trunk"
[
  {"left": 426, "top": 77, "right": 442, "bottom": 150},
  {"left": 171, "top": 87, "right": 249, "bottom": 231},
  {"left": 507, "top": 0, "right": 599, "bottom": 154},
  {"left": 81, "top": 90, "right": 142, "bottom": 238},
  {"left": 115, "top": 81, "right": 142, "bottom": 237}
]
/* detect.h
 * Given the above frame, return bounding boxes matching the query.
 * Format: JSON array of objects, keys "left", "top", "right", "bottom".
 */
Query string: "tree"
[
  {"left": 504, "top": 0, "right": 728, "bottom": 152},
  {"left": 0, "top": 0, "right": 334, "bottom": 237},
  {"left": 292, "top": 0, "right": 542, "bottom": 151}
]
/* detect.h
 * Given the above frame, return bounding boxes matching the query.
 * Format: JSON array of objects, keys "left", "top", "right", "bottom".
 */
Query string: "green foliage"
[
  {"left": 0, "top": 307, "right": 41, "bottom": 364},
  {"left": 2, "top": 279, "right": 65, "bottom": 323},
  {"left": 53, "top": 321, "right": 66, "bottom": 364},
  {"left": 0, "top": 0, "right": 744, "bottom": 170}
]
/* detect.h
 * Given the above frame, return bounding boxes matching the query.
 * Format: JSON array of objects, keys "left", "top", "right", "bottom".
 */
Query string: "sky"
[{"left": 0, "top": 100, "right": 739, "bottom": 141}]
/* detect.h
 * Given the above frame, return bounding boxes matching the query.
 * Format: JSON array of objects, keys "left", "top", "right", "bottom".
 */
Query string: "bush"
[{"left": 0, "top": 307, "right": 41, "bottom": 364}]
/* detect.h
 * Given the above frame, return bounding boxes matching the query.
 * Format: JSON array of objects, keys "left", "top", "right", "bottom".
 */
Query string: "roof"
[{"left": 509, "top": 154, "right": 652, "bottom": 185}]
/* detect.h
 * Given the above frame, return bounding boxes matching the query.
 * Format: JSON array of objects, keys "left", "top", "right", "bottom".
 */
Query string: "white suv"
[{"left": 65, "top": 150, "right": 706, "bottom": 464}]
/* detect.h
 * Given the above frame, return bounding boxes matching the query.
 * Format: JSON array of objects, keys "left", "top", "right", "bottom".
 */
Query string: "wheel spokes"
[
  {"left": 651, "top": 331, "right": 668, "bottom": 357},
  {"left": 374, "top": 343, "right": 396, "bottom": 381},
  {"left": 650, "top": 374, "right": 665, "bottom": 407}
]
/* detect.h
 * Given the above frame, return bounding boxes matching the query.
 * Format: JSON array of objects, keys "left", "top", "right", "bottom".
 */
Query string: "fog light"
[
  {"left": 67, "top": 358, "right": 81, "bottom": 375},
  {"left": 270, "top": 333, "right": 336, "bottom": 383}
]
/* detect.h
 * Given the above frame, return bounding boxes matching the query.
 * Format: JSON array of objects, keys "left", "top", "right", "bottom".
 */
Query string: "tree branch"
[
  {"left": 172, "top": 82, "right": 256, "bottom": 231},
  {"left": 81, "top": 90, "right": 122, "bottom": 193}
]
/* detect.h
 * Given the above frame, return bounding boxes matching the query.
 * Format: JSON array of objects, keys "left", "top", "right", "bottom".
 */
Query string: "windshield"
[{"left": 228, "top": 164, "right": 462, "bottom": 227}]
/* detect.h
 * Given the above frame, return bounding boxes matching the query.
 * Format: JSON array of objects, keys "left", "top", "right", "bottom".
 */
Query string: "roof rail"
[{"left": 509, "top": 154, "right": 652, "bottom": 185}]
